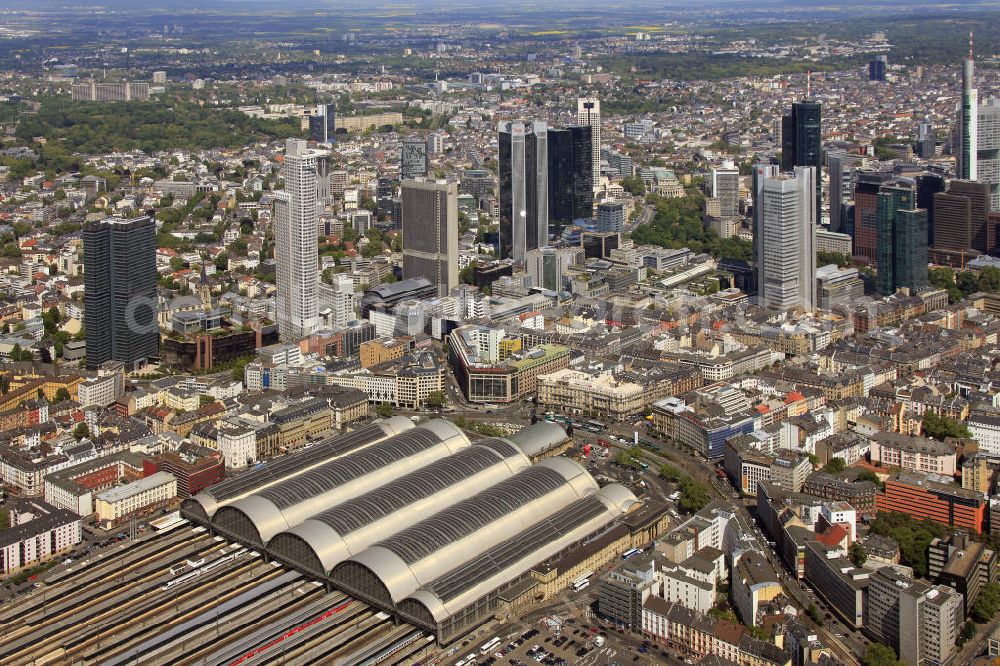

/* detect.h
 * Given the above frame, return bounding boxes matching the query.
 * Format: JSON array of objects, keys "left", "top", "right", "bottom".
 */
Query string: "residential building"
[
  {"left": 732, "top": 551, "right": 782, "bottom": 627},
  {"left": 870, "top": 432, "right": 956, "bottom": 476},
  {"left": 0, "top": 501, "right": 82, "bottom": 576},
  {"left": 83, "top": 216, "right": 158, "bottom": 370}
]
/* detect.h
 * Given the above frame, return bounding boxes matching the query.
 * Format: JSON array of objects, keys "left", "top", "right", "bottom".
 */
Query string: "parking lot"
[{"left": 443, "top": 610, "right": 686, "bottom": 666}]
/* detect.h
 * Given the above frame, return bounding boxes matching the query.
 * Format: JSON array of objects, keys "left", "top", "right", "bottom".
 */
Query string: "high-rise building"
[
  {"left": 869, "top": 55, "right": 887, "bottom": 82},
  {"left": 401, "top": 179, "right": 459, "bottom": 297},
  {"left": 828, "top": 154, "right": 847, "bottom": 234},
  {"left": 933, "top": 180, "right": 991, "bottom": 254},
  {"left": 525, "top": 247, "right": 579, "bottom": 292},
  {"left": 309, "top": 103, "right": 336, "bottom": 144},
  {"left": 711, "top": 161, "right": 741, "bottom": 218},
  {"left": 498, "top": 121, "right": 548, "bottom": 261},
  {"left": 978, "top": 99, "right": 1000, "bottom": 211},
  {"left": 318, "top": 273, "right": 357, "bottom": 329},
  {"left": 83, "top": 216, "right": 158, "bottom": 371},
  {"left": 547, "top": 125, "right": 593, "bottom": 236},
  {"left": 917, "top": 122, "right": 937, "bottom": 159},
  {"left": 781, "top": 101, "right": 822, "bottom": 223},
  {"left": 957, "top": 36, "right": 979, "bottom": 182},
  {"left": 916, "top": 172, "right": 946, "bottom": 246},
  {"left": 274, "top": 139, "right": 326, "bottom": 339},
  {"left": 597, "top": 202, "right": 625, "bottom": 233},
  {"left": 751, "top": 163, "right": 780, "bottom": 292},
  {"left": 576, "top": 98, "right": 601, "bottom": 188},
  {"left": 875, "top": 185, "right": 928, "bottom": 294},
  {"left": 757, "top": 166, "right": 816, "bottom": 312},
  {"left": 71, "top": 81, "right": 150, "bottom": 102},
  {"left": 852, "top": 171, "right": 894, "bottom": 264},
  {"left": 400, "top": 134, "right": 428, "bottom": 181},
  {"left": 899, "top": 580, "right": 963, "bottom": 666}
]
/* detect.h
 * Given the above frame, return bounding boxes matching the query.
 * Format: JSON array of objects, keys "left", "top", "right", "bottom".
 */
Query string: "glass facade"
[{"left": 547, "top": 125, "right": 593, "bottom": 238}]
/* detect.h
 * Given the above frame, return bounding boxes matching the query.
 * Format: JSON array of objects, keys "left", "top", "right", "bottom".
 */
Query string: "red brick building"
[
  {"left": 142, "top": 443, "right": 224, "bottom": 499},
  {"left": 876, "top": 471, "right": 986, "bottom": 533}
]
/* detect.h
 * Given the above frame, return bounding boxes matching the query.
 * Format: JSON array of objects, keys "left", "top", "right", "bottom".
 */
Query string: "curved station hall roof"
[{"left": 180, "top": 418, "right": 637, "bottom": 643}]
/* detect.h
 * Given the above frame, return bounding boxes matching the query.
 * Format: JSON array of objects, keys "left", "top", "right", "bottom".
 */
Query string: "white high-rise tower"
[
  {"left": 577, "top": 97, "right": 601, "bottom": 188},
  {"left": 274, "top": 138, "right": 326, "bottom": 339},
  {"left": 758, "top": 166, "right": 816, "bottom": 313}
]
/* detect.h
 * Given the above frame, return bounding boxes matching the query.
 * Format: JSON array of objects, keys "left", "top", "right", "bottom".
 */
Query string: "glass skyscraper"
[
  {"left": 498, "top": 121, "right": 548, "bottom": 261},
  {"left": 83, "top": 216, "right": 158, "bottom": 370},
  {"left": 547, "top": 125, "right": 592, "bottom": 237},
  {"left": 781, "top": 100, "right": 822, "bottom": 223}
]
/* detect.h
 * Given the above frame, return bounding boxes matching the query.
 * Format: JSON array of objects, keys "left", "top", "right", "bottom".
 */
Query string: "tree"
[
  {"left": 54, "top": 387, "right": 70, "bottom": 402},
  {"left": 215, "top": 251, "right": 229, "bottom": 272},
  {"left": 659, "top": 463, "right": 682, "bottom": 482},
  {"left": 921, "top": 411, "right": 972, "bottom": 441},
  {"left": 621, "top": 176, "right": 646, "bottom": 196},
  {"left": 376, "top": 403, "right": 393, "bottom": 418},
  {"left": 868, "top": 511, "right": 947, "bottom": 578},
  {"left": 862, "top": 644, "right": 903, "bottom": 666},
  {"left": 73, "top": 423, "right": 90, "bottom": 441},
  {"left": 231, "top": 357, "right": 250, "bottom": 381},
  {"left": 677, "top": 476, "right": 710, "bottom": 514},
  {"left": 806, "top": 603, "right": 824, "bottom": 626},
  {"left": 849, "top": 542, "right": 867, "bottom": 567},
  {"left": 856, "top": 469, "right": 882, "bottom": 488},
  {"left": 972, "top": 582, "right": 1000, "bottom": 623},
  {"left": 426, "top": 391, "right": 445, "bottom": 409},
  {"left": 823, "top": 457, "right": 846, "bottom": 474}
]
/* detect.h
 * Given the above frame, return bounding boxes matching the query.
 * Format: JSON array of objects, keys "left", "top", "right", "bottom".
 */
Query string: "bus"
[
  {"left": 586, "top": 420, "right": 606, "bottom": 431},
  {"left": 622, "top": 548, "right": 641, "bottom": 560},
  {"left": 480, "top": 637, "right": 501, "bottom": 655},
  {"left": 572, "top": 571, "right": 595, "bottom": 591}
]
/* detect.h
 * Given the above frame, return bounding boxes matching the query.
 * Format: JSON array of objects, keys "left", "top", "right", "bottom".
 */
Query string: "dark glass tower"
[
  {"left": 498, "top": 121, "right": 548, "bottom": 261},
  {"left": 547, "top": 125, "right": 593, "bottom": 238},
  {"left": 916, "top": 173, "right": 946, "bottom": 247},
  {"left": 875, "top": 184, "right": 928, "bottom": 295},
  {"left": 308, "top": 103, "right": 336, "bottom": 143},
  {"left": 781, "top": 100, "right": 822, "bottom": 222},
  {"left": 83, "top": 216, "right": 158, "bottom": 371}
]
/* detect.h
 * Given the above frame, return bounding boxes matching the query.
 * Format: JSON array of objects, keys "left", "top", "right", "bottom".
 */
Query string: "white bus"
[
  {"left": 622, "top": 548, "right": 641, "bottom": 560},
  {"left": 572, "top": 571, "right": 595, "bottom": 591},
  {"left": 480, "top": 637, "right": 501, "bottom": 654}
]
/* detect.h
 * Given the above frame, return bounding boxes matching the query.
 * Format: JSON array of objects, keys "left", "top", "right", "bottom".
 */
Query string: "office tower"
[
  {"left": 933, "top": 180, "right": 991, "bottom": 253},
  {"left": 526, "top": 247, "right": 579, "bottom": 292},
  {"left": 917, "top": 122, "right": 937, "bottom": 159},
  {"left": 576, "top": 97, "right": 601, "bottom": 188},
  {"left": 597, "top": 202, "right": 625, "bottom": 232},
  {"left": 781, "top": 101, "right": 822, "bottom": 223},
  {"left": 400, "top": 134, "right": 428, "bottom": 181},
  {"left": 274, "top": 139, "right": 325, "bottom": 339},
  {"left": 581, "top": 231, "right": 619, "bottom": 259},
  {"left": 460, "top": 169, "right": 495, "bottom": 204},
  {"left": 899, "top": 582, "right": 963, "bottom": 666},
  {"left": 816, "top": 265, "right": 864, "bottom": 310},
  {"left": 957, "top": 37, "right": 978, "bottom": 181},
  {"left": 916, "top": 173, "right": 946, "bottom": 246},
  {"left": 828, "top": 154, "right": 846, "bottom": 233},
  {"left": 751, "top": 163, "right": 780, "bottom": 291},
  {"left": 852, "top": 171, "right": 894, "bottom": 263},
  {"left": 869, "top": 55, "right": 887, "bottom": 82},
  {"left": 401, "top": 179, "right": 459, "bottom": 297},
  {"left": 318, "top": 273, "right": 357, "bottom": 328},
  {"left": 83, "top": 216, "right": 158, "bottom": 371},
  {"left": 308, "top": 103, "right": 336, "bottom": 144},
  {"left": 498, "top": 121, "right": 548, "bottom": 261},
  {"left": 711, "top": 161, "right": 740, "bottom": 218},
  {"left": 547, "top": 125, "right": 593, "bottom": 237},
  {"left": 875, "top": 185, "right": 928, "bottom": 294},
  {"left": 757, "top": 166, "right": 816, "bottom": 312},
  {"left": 979, "top": 99, "right": 1000, "bottom": 211}
]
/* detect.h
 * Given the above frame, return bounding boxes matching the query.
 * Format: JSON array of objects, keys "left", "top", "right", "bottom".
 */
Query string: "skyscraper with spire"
[{"left": 958, "top": 32, "right": 978, "bottom": 182}]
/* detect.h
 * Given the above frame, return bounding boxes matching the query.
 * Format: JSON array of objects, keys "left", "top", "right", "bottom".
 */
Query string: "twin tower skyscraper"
[{"left": 498, "top": 98, "right": 601, "bottom": 261}]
